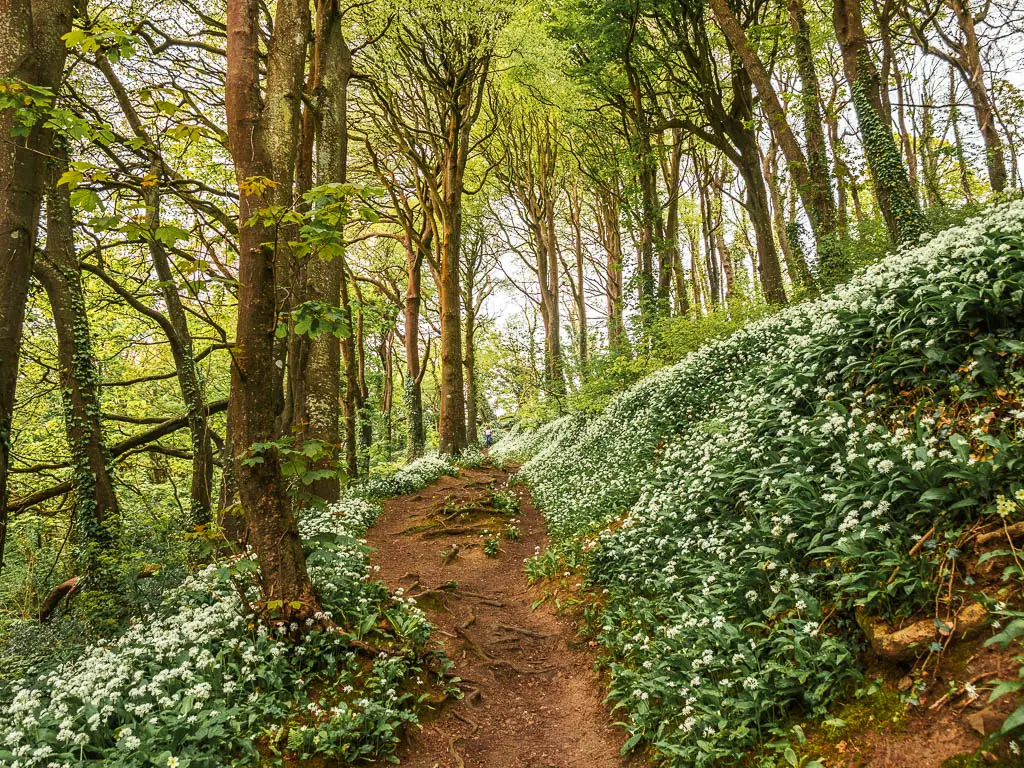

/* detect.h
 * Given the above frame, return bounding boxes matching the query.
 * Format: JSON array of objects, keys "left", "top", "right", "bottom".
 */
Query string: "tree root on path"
[
  {"left": 457, "top": 682, "right": 482, "bottom": 705},
  {"left": 459, "top": 589, "right": 505, "bottom": 607},
  {"left": 455, "top": 626, "right": 493, "bottom": 659},
  {"left": 447, "top": 735, "right": 466, "bottom": 768},
  {"left": 452, "top": 711, "right": 481, "bottom": 734},
  {"left": 498, "top": 624, "right": 554, "bottom": 640}
]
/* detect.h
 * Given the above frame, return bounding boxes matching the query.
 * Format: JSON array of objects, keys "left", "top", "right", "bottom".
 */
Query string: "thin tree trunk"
[
  {"left": 353, "top": 279, "right": 371, "bottom": 476},
  {"left": 464, "top": 291, "right": 477, "bottom": 447},
  {"left": 833, "top": 0, "right": 925, "bottom": 245},
  {"left": 568, "top": 184, "right": 588, "bottom": 372},
  {"left": 596, "top": 191, "right": 627, "bottom": 354},
  {"left": 405, "top": 244, "right": 426, "bottom": 459},
  {"left": 949, "top": 69, "right": 975, "bottom": 203},
  {"left": 35, "top": 157, "right": 119, "bottom": 571}
]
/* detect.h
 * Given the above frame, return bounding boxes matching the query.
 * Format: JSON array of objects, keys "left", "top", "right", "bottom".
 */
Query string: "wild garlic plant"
[
  {"left": 507, "top": 202, "right": 1024, "bottom": 765},
  {"left": 0, "top": 457, "right": 456, "bottom": 768}
]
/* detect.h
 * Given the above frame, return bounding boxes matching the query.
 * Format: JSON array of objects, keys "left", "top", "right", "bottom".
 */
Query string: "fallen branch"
[{"left": 37, "top": 577, "right": 80, "bottom": 621}]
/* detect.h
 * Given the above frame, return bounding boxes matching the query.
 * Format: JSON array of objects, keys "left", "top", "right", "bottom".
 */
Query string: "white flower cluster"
[
  {"left": 355, "top": 456, "right": 456, "bottom": 500},
  {"left": 0, "top": 456, "right": 457, "bottom": 767},
  {"left": 513, "top": 202, "right": 1024, "bottom": 762}
]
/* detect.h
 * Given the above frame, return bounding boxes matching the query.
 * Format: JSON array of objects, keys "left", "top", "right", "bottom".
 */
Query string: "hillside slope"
[{"left": 495, "top": 202, "right": 1024, "bottom": 765}]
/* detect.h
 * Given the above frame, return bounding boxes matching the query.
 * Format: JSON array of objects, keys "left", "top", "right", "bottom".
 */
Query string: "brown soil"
[
  {"left": 799, "top": 636, "right": 1023, "bottom": 768},
  {"left": 366, "top": 465, "right": 645, "bottom": 768}
]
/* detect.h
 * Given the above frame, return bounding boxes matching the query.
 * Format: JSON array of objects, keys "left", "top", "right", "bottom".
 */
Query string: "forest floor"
[
  {"left": 366, "top": 464, "right": 644, "bottom": 768},
  {"left": 365, "top": 464, "right": 1020, "bottom": 768}
]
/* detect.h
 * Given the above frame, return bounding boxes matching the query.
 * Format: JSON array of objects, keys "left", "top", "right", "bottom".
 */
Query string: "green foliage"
[
  {"left": 483, "top": 536, "right": 501, "bottom": 557},
  {"left": 503, "top": 202, "right": 1024, "bottom": 765},
  {"left": 0, "top": 457, "right": 458, "bottom": 767}
]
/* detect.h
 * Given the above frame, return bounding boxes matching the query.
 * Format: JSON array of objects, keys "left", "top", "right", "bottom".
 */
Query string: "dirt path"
[{"left": 367, "top": 465, "right": 643, "bottom": 768}]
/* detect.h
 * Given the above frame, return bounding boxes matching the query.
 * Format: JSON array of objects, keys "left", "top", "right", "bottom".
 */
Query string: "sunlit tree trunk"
[{"left": 225, "top": 0, "right": 321, "bottom": 620}]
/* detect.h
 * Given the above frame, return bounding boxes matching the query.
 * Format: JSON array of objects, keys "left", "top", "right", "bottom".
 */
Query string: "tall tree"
[
  {"left": 833, "top": 0, "right": 926, "bottom": 245},
  {"left": 492, "top": 101, "right": 566, "bottom": 393},
  {"left": 363, "top": 0, "right": 506, "bottom": 454},
  {"left": 0, "top": 0, "right": 74, "bottom": 574},
  {"left": 34, "top": 152, "right": 120, "bottom": 572},
  {"left": 224, "top": 0, "right": 321, "bottom": 620},
  {"left": 461, "top": 216, "right": 495, "bottom": 444}
]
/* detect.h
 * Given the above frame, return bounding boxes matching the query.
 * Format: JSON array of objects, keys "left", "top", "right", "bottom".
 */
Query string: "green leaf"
[{"left": 57, "top": 169, "right": 84, "bottom": 187}]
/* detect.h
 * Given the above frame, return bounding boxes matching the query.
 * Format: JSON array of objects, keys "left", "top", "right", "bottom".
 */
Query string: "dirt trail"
[{"left": 367, "top": 465, "right": 643, "bottom": 768}]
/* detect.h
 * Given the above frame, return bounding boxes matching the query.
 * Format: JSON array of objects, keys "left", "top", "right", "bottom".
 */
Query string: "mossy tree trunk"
[
  {"left": 834, "top": 0, "right": 926, "bottom": 246},
  {"left": 35, "top": 155, "right": 120, "bottom": 573},
  {"left": 225, "top": 0, "right": 322, "bottom": 621}
]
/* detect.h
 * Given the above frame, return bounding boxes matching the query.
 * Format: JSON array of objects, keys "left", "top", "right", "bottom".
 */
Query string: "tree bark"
[
  {"left": 405, "top": 244, "right": 426, "bottom": 459},
  {"left": 568, "top": 184, "right": 588, "bottom": 371},
  {"left": 225, "top": 0, "right": 321, "bottom": 620},
  {"left": 297, "top": 0, "right": 354, "bottom": 499},
  {"left": 35, "top": 157, "right": 120, "bottom": 571},
  {"left": 463, "top": 281, "right": 478, "bottom": 446},
  {"left": 595, "top": 187, "right": 627, "bottom": 354},
  {"left": 833, "top": 0, "right": 926, "bottom": 245},
  {"left": 0, "top": 0, "right": 73, "bottom": 576}
]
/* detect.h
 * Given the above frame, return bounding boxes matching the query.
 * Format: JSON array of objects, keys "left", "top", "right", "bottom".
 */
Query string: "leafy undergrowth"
[
  {"left": 495, "top": 202, "right": 1024, "bottom": 766},
  {"left": 0, "top": 457, "right": 458, "bottom": 768}
]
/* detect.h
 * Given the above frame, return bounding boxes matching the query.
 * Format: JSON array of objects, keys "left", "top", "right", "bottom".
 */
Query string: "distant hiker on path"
[{"left": 484, "top": 426, "right": 494, "bottom": 456}]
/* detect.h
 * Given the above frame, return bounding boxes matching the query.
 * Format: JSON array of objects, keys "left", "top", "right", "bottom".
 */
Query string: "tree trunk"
[
  {"left": 405, "top": 245, "right": 426, "bottom": 459},
  {"left": 596, "top": 190, "right": 627, "bottom": 354},
  {"left": 570, "top": 189, "right": 588, "bottom": 371},
  {"left": 225, "top": 0, "right": 321, "bottom": 621},
  {"left": 35, "top": 158, "right": 119, "bottom": 571},
  {"left": 0, "top": 0, "right": 73, "bottom": 576},
  {"left": 340, "top": 259, "right": 359, "bottom": 478},
  {"left": 353, "top": 281, "right": 371, "bottom": 476},
  {"left": 833, "top": 0, "right": 925, "bottom": 245},
  {"left": 464, "top": 293, "right": 478, "bottom": 447},
  {"left": 438, "top": 211, "right": 467, "bottom": 455},
  {"left": 663, "top": 130, "right": 684, "bottom": 314},
  {"left": 144, "top": 186, "right": 214, "bottom": 522},
  {"left": 687, "top": 222, "right": 703, "bottom": 313},
  {"left": 734, "top": 133, "right": 787, "bottom": 304},
  {"left": 708, "top": 0, "right": 839, "bottom": 273},
  {"left": 624, "top": 54, "right": 659, "bottom": 329},
  {"left": 950, "top": 69, "right": 975, "bottom": 203},
  {"left": 299, "top": 0, "right": 353, "bottom": 499}
]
